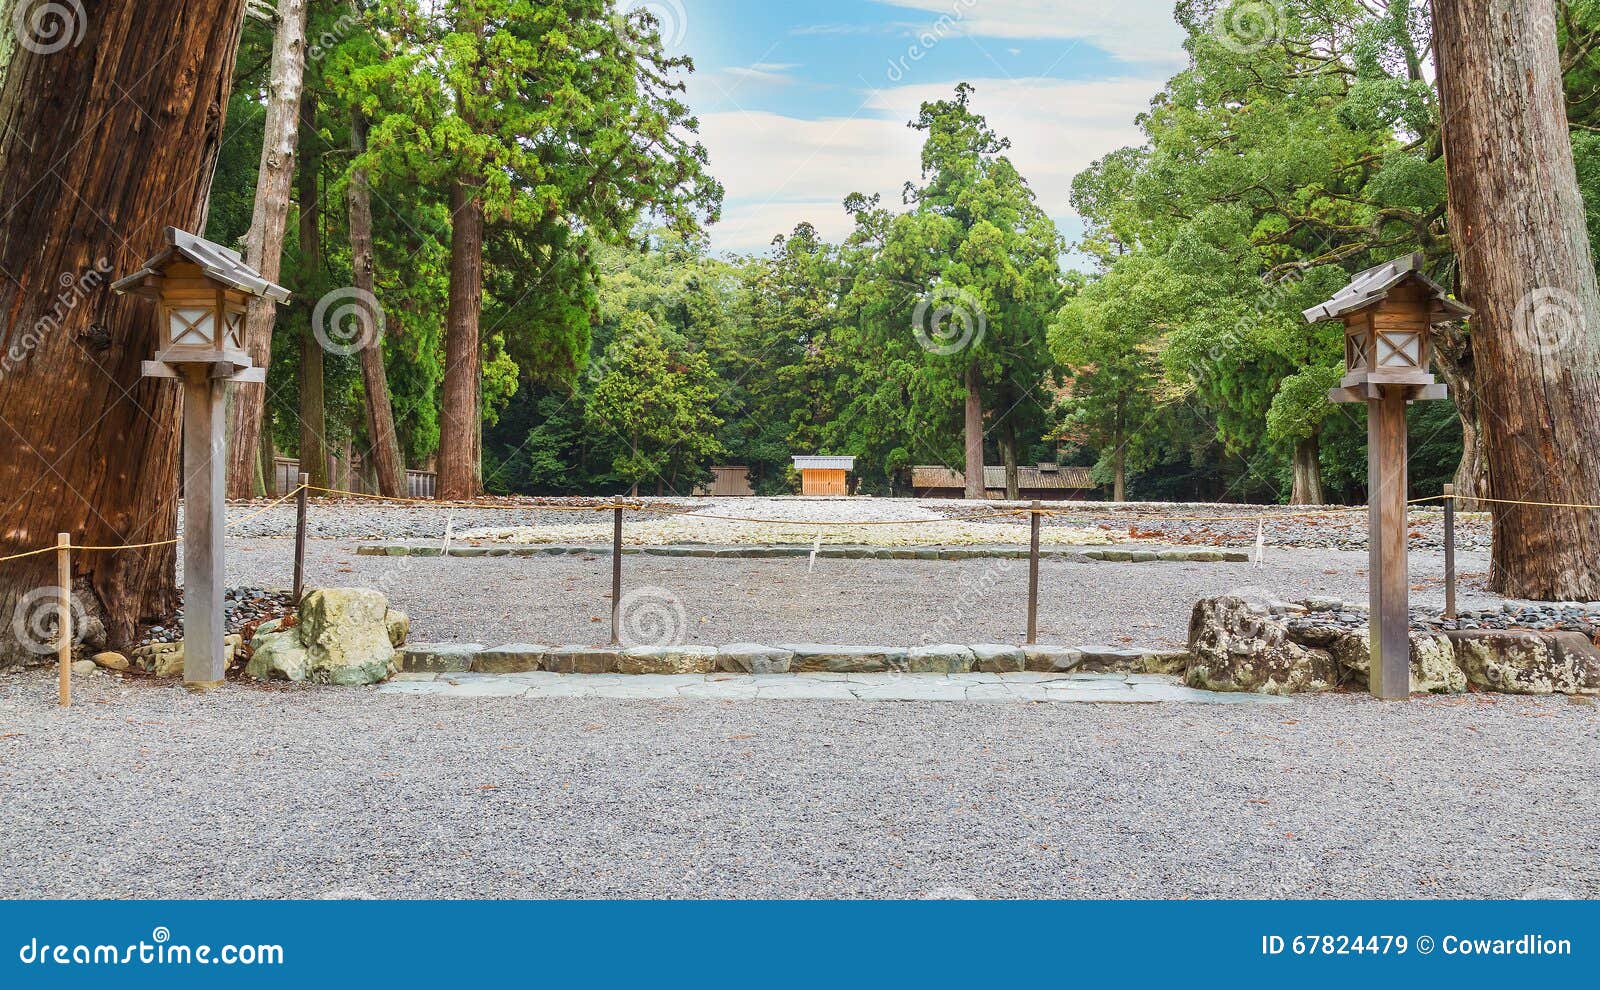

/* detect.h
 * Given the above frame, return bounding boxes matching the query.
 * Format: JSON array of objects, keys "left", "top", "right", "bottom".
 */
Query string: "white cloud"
[
  {"left": 697, "top": 77, "right": 1161, "bottom": 254},
  {"left": 876, "top": 0, "right": 1187, "bottom": 66}
]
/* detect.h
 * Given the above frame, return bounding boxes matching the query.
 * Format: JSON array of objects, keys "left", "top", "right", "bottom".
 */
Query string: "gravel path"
[
  {"left": 0, "top": 669, "right": 1593, "bottom": 899},
  {"left": 227, "top": 537, "right": 1497, "bottom": 649}
]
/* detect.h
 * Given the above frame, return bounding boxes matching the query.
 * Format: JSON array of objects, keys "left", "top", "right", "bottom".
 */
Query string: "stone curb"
[
  {"left": 357, "top": 543, "right": 1250, "bottom": 563},
  {"left": 401, "top": 641, "right": 1190, "bottom": 677}
]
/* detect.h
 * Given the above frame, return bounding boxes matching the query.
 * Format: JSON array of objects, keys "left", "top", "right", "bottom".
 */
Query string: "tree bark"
[
  {"left": 296, "top": 88, "right": 328, "bottom": 488},
  {"left": 1433, "top": 0, "right": 1600, "bottom": 599},
  {"left": 0, "top": 0, "right": 247, "bottom": 664},
  {"left": 438, "top": 175, "right": 485, "bottom": 500},
  {"left": 1289, "top": 433, "right": 1325, "bottom": 506},
  {"left": 226, "top": 0, "right": 309, "bottom": 498},
  {"left": 348, "top": 111, "right": 405, "bottom": 497},
  {"left": 1002, "top": 417, "right": 1020, "bottom": 501},
  {"left": 963, "top": 360, "right": 984, "bottom": 499}
]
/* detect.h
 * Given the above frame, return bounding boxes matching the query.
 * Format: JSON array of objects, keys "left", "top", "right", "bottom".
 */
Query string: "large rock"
[
  {"left": 617, "top": 646, "right": 718, "bottom": 675},
  {"left": 246, "top": 628, "right": 310, "bottom": 682},
  {"left": 716, "top": 644, "right": 793, "bottom": 674},
  {"left": 1185, "top": 596, "right": 1344, "bottom": 695},
  {"left": 1446, "top": 630, "right": 1600, "bottom": 695},
  {"left": 1330, "top": 632, "right": 1466, "bottom": 694},
  {"left": 784, "top": 645, "right": 909, "bottom": 673},
  {"left": 296, "top": 589, "right": 398, "bottom": 685},
  {"left": 906, "top": 645, "right": 975, "bottom": 673}
]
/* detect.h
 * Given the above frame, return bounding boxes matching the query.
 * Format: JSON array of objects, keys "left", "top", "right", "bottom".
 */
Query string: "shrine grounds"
[{"left": 1, "top": 497, "right": 1595, "bottom": 899}]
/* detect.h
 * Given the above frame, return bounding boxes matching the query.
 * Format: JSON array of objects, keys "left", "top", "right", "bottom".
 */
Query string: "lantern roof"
[
  {"left": 112, "top": 227, "right": 290, "bottom": 303},
  {"left": 1302, "top": 252, "right": 1472, "bottom": 324}
]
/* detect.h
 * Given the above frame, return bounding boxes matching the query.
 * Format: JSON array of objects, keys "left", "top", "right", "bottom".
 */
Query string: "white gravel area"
[
  {"left": 226, "top": 537, "right": 1498, "bottom": 650},
  {"left": 1, "top": 668, "right": 1593, "bottom": 899},
  {"left": 220, "top": 496, "right": 1491, "bottom": 550}
]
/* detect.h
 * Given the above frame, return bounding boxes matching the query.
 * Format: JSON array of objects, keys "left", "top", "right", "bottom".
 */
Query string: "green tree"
[{"left": 586, "top": 313, "right": 725, "bottom": 495}]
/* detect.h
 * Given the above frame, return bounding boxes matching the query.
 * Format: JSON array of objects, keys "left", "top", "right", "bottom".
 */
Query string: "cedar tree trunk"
[
  {"left": 963, "top": 360, "right": 983, "bottom": 499},
  {"left": 1432, "top": 0, "right": 1600, "bottom": 598},
  {"left": 438, "top": 175, "right": 484, "bottom": 500},
  {"left": 1289, "top": 433, "right": 1325, "bottom": 506},
  {"left": 348, "top": 111, "right": 405, "bottom": 497},
  {"left": 0, "top": 1, "right": 247, "bottom": 664},
  {"left": 226, "top": 0, "right": 309, "bottom": 498},
  {"left": 295, "top": 87, "right": 327, "bottom": 488}
]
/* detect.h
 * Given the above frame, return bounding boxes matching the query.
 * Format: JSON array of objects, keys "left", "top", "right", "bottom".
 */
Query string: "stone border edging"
[
  {"left": 399, "top": 642, "right": 1192, "bottom": 677},
  {"left": 357, "top": 543, "right": 1251, "bottom": 563}
]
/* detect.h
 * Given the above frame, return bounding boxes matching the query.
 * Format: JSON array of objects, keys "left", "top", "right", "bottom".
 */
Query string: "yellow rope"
[
  {"left": 1444, "top": 492, "right": 1600, "bottom": 511},
  {"left": 0, "top": 486, "right": 308, "bottom": 563}
]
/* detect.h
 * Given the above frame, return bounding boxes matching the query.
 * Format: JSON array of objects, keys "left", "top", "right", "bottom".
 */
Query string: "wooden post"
[
  {"left": 182, "top": 371, "right": 227, "bottom": 690},
  {"left": 56, "top": 533, "right": 71, "bottom": 708},
  {"left": 1368, "top": 388, "right": 1411, "bottom": 700},
  {"left": 610, "top": 506, "right": 623, "bottom": 646},
  {"left": 1026, "top": 501, "right": 1041, "bottom": 645},
  {"left": 293, "top": 472, "right": 309, "bottom": 604},
  {"left": 1443, "top": 483, "right": 1457, "bottom": 619}
]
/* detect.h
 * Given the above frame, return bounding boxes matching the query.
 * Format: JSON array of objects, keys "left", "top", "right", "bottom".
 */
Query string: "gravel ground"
[
  {"left": 0, "top": 670, "right": 1593, "bottom": 899},
  {"left": 222, "top": 496, "right": 1492, "bottom": 551},
  {"left": 226, "top": 537, "right": 1497, "bottom": 649}
]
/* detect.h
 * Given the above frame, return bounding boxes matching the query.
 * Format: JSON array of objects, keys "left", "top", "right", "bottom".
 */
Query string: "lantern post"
[
  {"left": 1304, "top": 253, "right": 1472, "bottom": 699},
  {"left": 113, "top": 228, "right": 290, "bottom": 690}
]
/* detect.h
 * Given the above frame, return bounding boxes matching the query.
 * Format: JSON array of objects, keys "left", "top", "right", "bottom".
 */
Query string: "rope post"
[
  {"left": 56, "top": 533, "right": 71, "bottom": 708},
  {"left": 293, "top": 473, "right": 309, "bottom": 605},
  {"left": 610, "top": 506, "right": 623, "bottom": 646},
  {"left": 1026, "top": 500, "right": 1041, "bottom": 645},
  {"left": 1443, "top": 483, "right": 1457, "bottom": 619}
]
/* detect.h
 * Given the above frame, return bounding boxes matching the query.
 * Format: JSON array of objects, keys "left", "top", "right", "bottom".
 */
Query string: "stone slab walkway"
[{"left": 379, "top": 671, "right": 1289, "bottom": 705}]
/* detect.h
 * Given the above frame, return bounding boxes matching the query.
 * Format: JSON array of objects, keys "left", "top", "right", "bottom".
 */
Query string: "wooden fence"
[{"left": 272, "top": 456, "right": 436, "bottom": 499}]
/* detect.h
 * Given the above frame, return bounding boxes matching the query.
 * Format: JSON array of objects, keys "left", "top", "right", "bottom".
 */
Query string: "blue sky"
[{"left": 643, "top": 0, "right": 1190, "bottom": 255}]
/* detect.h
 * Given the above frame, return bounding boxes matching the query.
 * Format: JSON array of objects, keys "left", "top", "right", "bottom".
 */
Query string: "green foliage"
[{"left": 585, "top": 313, "right": 725, "bottom": 492}]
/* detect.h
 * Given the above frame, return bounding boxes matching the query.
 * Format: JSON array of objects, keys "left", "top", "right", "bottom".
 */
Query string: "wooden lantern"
[
  {"left": 112, "top": 227, "right": 289, "bottom": 381},
  {"left": 112, "top": 228, "right": 289, "bottom": 691},
  {"left": 1306, "top": 252, "right": 1468, "bottom": 404},
  {"left": 1304, "top": 253, "right": 1471, "bottom": 700}
]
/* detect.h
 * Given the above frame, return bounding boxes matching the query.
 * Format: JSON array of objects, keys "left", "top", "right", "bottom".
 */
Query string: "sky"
[{"left": 646, "top": 0, "right": 1190, "bottom": 257}]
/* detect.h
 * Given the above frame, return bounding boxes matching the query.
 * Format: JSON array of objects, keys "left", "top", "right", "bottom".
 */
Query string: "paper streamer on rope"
[
  {"left": 807, "top": 531, "right": 822, "bottom": 575},
  {"left": 1255, "top": 520, "right": 1266, "bottom": 567},
  {"left": 441, "top": 511, "right": 455, "bottom": 556}
]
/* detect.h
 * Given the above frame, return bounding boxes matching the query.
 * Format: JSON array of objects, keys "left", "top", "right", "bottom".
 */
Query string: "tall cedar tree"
[
  {"left": 352, "top": 1, "right": 720, "bottom": 499},
  {"left": 0, "top": 1, "right": 247, "bottom": 663}
]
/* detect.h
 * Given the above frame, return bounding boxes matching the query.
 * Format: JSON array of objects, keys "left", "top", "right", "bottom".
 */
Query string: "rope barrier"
[
  {"left": 0, "top": 483, "right": 1555, "bottom": 567},
  {"left": 0, "top": 485, "right": 309, "bottom": 564}
]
